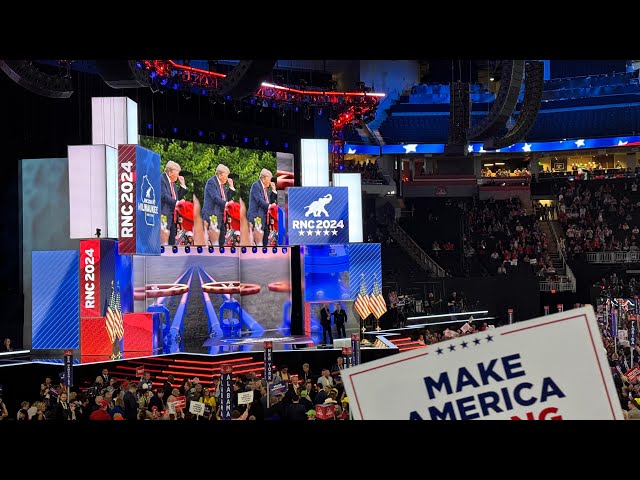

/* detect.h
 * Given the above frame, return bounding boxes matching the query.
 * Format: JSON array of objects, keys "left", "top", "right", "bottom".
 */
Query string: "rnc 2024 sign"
[
  {"left": 341, "top": 306, "right": 623, "bottom": 420},
  {"left": 287, "top": 187, "right": 349, "bottom": 245}
]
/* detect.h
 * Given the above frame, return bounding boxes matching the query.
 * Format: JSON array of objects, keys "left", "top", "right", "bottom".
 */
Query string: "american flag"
[
  {"left": 354, "top": 274, "right": 372, "bottom": 320},
  {"left": 105, "top": 282, "right": 124, "bottom": 344},
  {"left": 369, "top": 275, "right": 387, "bottom": 320}
]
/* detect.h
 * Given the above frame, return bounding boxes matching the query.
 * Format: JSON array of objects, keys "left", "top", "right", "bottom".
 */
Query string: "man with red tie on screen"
[
  {"left": 161, "top": 161, "right": 188, "bottom": 245},
  {"left": 202, "top": 163, "right": 235, "bottom": 246},
  {"left": 247, "top": 168, "right": 277, "bottom": 246}
]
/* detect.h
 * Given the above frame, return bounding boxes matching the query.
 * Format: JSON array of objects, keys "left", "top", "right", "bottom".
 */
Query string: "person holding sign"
[{"left": 199, "top": 387, "right": 217, "bottom": 421}]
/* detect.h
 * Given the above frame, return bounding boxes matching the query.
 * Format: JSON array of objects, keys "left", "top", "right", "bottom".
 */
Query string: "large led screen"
[
  {"left": 140, "top": 136, "right": 292, "bottom": 247},
  {"left": 134, "top": 247, "right": 291, "bottom": 352}
]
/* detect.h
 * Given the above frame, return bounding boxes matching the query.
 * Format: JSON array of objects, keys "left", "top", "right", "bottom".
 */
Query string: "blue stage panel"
[{"left": 32, "top": 250, "right": 80, "bottom": 349}]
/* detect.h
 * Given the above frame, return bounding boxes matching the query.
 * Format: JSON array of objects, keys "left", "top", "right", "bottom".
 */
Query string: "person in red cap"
[{"left": 89, "top": 400, "right": 112, "bottom": 421}]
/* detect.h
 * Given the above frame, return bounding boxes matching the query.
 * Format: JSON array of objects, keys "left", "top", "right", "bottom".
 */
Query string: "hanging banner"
[
  {"left": 264, "top": 341, "right": 273, "bottom": 382},
  {"left": 341, "top": 306, "right": 622, "bottom": 420},
  {"left": 219, "top": 364, "right": 233, "bottom": 420},
  {"left": 63, "top": 349, "right": 73, "bottom": 389},
  {"left": 351, "top": 333, "right": 360, "bottom": 366}
]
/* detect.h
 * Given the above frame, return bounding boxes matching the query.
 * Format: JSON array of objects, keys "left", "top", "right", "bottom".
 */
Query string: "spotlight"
[
  {"left": 220, "top": 247, "right": 225, "bottom": 253},
  {"left": 262, "top": 247, "right": 268, "bottom": 254},
  {"left": 160, "top": 246, "right": 165, "bottom": 253},
  {"left": 272, "top": 247, "right": 278, "bottom": 254},
  {"left": 185, "top": 246, "right": 190, "bottom": 253},
  {"left": 284, "top": 142, "right": 289, "bottom": 149},
  {"left": 198, "top": 131, "right": 203, "bottom": 137},
  {"left": 243, "top": 137, "right": 248, "bottom": 143},
  {"left": 173, "top": 127, "right": 178, "bottom": 133},
  {"left": 197, "top": 246, "right": 203, "bottom": 254},
  {"left": 230, "top": 247, "right": 236, "bottom": 254},
  {"left": 208, "top": 246, "right": 214, "bottom": 253},
  {"left": 147, "top": 123, "right": 152, "bottom": 130},
  {"left": 241, "top": 247, "right": 247, "bottom": 253},
  {"left": 172, "top": 246, "right": 178, "bottom": 254},
  {"left": 252, "top": 247, "right": 258, "bottom": 253},
  {"left": 221, "top": 133, "right": 226, "bottom": 140},
  {"left": 264, "top": 139, "right": 269, "bottom": 146}
]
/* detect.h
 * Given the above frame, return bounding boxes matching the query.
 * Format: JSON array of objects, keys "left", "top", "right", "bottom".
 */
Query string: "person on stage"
[
  {"left": 247, "top": 168, "right": 277, "bottom": 246},
  {"left": 201, "top": 164, "right": 236, "bottom": 246},
  {"left": 320, "top": 303, "right": 333, "bottom": 345},
  {"left": 332, "top": 302, "right": 347, "bottom": 338},
  {"left": 160, "top": 161, "right": 188, "bottom": 246}
]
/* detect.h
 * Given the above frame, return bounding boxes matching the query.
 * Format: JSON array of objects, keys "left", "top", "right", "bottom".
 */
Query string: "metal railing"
[
  {"left": 388, "top": 221, "right": 446, "bottom": 277},
  {"left": 585, "top": 251, "right": 640, "bottom": 263},
  {"left": 545, "top": 220, "right": 576, "bottom": 292}
]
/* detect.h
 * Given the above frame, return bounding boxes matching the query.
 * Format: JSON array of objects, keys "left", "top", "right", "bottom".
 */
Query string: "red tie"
[
  {"left": 264, "top": 187, "right": 269, "bottom": 203},
  {"left": 170, "top": 181, "right": 177, "bottom": 222},
  {"left": 220, "top": 181, "right": 226, "bottom": 201}
]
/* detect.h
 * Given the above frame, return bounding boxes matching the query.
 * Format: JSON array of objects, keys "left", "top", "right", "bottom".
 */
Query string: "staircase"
[
  {"left": 387, "top": 221, "right": 446, "bottom": 277},
  {"left": 538, "top": 220, "right": 576, "bottom": 292},
  {"left": 538, "top": 221, "right": 566, "bottom": 275}
]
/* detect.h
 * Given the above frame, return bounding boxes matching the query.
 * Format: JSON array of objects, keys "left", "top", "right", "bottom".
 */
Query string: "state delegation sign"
[{"left": 342, "top": 306, "right": 622, "bottom": 420}]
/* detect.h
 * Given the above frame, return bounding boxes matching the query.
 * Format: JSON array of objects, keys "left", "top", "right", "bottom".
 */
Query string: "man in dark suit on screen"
[
  {"left": 161, "top": 161, "right": 188, "bottom": 245},
  {"left": 247, "top": 168, "right": 277, "bottom": 246},
  {"left": 201, "top": 163, "right": 235, "bottom": 246}
]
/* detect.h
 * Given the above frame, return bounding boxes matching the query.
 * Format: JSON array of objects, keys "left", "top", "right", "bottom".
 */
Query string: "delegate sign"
[{"left": 341, "top": 306, "right": 622, "bottom": 420}]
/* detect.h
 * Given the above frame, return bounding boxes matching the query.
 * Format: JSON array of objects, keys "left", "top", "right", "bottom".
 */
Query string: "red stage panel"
[
  {"left": 80, "top": 317, "right": 122, "bottom": 356},
  {"left": 123, "top": 312, "right": 161, "bottom": 352}
]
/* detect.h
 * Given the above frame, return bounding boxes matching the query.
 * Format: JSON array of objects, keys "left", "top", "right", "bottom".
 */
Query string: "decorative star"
[
  {"left": 347, "top": 148, "right": 357, "bottom": 154},
  {"left": 473, "top": 338, "right": 481, "bottom": 346},
  {"left": 575, "top": 139, "right": 585, "bottom": 147},
  {"left": 307, "top": 230, "right": 313, "bottom": 236},
  {"left": 486, "top": 334, "right": 494, "bottom": 342},
  {"left": 495, "top": 149, "right": 501, "bottom": 153},
  {"left": 461, "top": 341, "right": 469, "bottom": 349},
  {"left": 315, "top": 230, "right": 322, "bottom": 236},
  {"left": 323, "top": 230, "right": 330, "bottom": 235},
  {"left": 467, "top": 145, "right": 474, "bottom": 153},
  {"left": 479, "top": 145, "right": 486, "bottom": 153},
  {"left": 402, "top": 144, "right": 418, "bottom": 153},
  {"left": 618, "top": 140, "right": 629, "bottom": 146},
  {"left": 436, "top": 347, "right": 443, "bottom": 355},
  {"left": 332, "top": 229, "right": 338, "bottom": 235},
  {"left": 522, "top": 143, "right": 532, "bottom": 152},
  {"left": 299, "top": 230, "right": 305, "bottom": 236},
  {"left": 448, "top": 344, "right": 456, "bottom": 352}
]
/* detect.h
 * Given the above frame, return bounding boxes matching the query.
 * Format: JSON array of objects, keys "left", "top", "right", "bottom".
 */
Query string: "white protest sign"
[
  {"left": 342, "top": 306, "right": 622, "bottom": 420},
  {"left": 237, "top": 390, "right": 254, "bottom": 405},
  {"left": 167, "top": 401, "right": 176, "bottom": 415},
  {"left": 189, "top": 401, "right": 205, "bottom": 416}
]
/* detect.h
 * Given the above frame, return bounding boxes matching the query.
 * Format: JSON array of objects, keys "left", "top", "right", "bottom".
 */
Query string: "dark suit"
[
  {"left": 333, "top": 307, "right": 347, "bottom": 338},
  {"left": 161, "top": 173, "right": 187, "bottom": 245},
  {"left": 247, "top": 179, "right": 276, "bottom": 246},
  {"left": 320, "top": 306, "right": 333, "bottom": 344},
  {"left": 201, "top": 175, "right": 235, "bottom": 246}
]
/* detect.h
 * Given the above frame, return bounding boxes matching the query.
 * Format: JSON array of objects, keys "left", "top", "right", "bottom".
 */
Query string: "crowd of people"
[
  {"left": 461, "top": 197, "right": 552, "bottom": 277},
  {"left": 342, "top": 161, "right": 386, "bottom": 184},
  {"left": 556, "top": 180, "right": 640, "bottom": 257},
  {"left": 481, "top": 167, "right": 531, "bottom": 178},
  {"left": 0, "top": 359, "right": 357, "bottom": 421}
]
